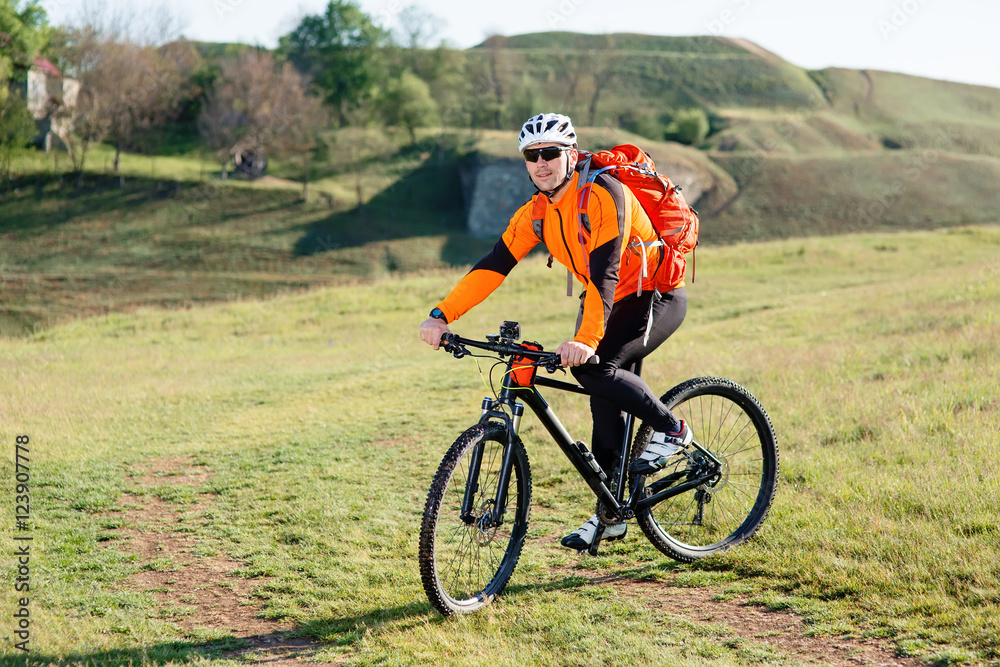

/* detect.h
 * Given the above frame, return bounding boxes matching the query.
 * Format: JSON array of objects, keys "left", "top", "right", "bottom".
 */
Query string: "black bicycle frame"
[{"left": 464, "top": 352, "right": 719, "bottom": 534}]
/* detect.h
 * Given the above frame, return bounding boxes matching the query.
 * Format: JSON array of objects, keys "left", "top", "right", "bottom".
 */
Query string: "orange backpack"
[
  {"left": 581, "top": 144, "right": 699, "bottom": 258},
  {"left": 531, "top": 144, "right": 699, "bottom": 296}
]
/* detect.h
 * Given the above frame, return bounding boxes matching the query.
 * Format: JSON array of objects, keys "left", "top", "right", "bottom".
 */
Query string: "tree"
[
  {"left": 92, "top": 39, "right": 183, "bottom": 174},
  {"left": 62, "top": 78, "right": 110, "bottom": 187},
  {"left": 277, "top": 0, "right": 390, "bottom": 124},
  {"left": 407, "top": 45, "right": 469, "bottom": 130},
  {"left": 586, "top": 36, "right": 618, "bottom": 127},
  {"left": 1, "top": 1, "right": 48, "bottom": 178},
  {"left": 394, "top": 4, "right": 441, "bottom": 50},
  {"left": 0, "top": 0, "right": 51, "bottom": 80},
  {"left": 471, "top": 34, "right": 513, "bottom": 130},
  {"left": 0, "top": 77, "right": 35, "bottom": 177},
  {"left": 199, "top": 49, "right": 325, "bottom": 196},
  {"left": 381, "top": 70, "right": 438, "bottom": 143},
  {"left": 276, "top": 91, "right": 326, "bottom": 200},
  {"left": 554, "top": 51, "right": 585, "bottom": 118},
  {"left": 197, "top": 87, "right": 241, "bottom": 181},
  {"left": 155, "top": 39, "right": 206, "bottom": 124},
  {"left": 43, "top": 23, "right": 108, "bottom": 185},
  {"left": 508, "top": 73, "right": 540, "bottom": 131},
  {"left": 52, "top": 6, "right": 185, "bottom": 182}
]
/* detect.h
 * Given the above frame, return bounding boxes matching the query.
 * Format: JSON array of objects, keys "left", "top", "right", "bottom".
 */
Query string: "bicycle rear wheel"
[
  {"left": 419, "top": 421, "right": 531, "bottom": 615},
  {"left": 630, "top": 377, "right": 778, "bottom": 563}
]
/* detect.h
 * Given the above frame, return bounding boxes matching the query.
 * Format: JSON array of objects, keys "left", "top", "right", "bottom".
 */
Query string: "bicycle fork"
[
  {"left": 456, "top": 375, "right": 634, "bottom": 547},
  {"left": 460, "top": 398, "right": 525, "bottom": 529}
]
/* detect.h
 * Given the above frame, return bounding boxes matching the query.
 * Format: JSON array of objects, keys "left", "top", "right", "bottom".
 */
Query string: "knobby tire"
[{"left": 419, "top": 421, "right": 532, "bottom": 616}]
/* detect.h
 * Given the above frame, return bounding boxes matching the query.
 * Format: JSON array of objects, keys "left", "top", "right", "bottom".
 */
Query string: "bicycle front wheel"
[
  {"left": 419, "top": 421, "right": 531, "bottom": 615},
  {"left": 630, "top": 377, "right": 778, "bottom": 563}
]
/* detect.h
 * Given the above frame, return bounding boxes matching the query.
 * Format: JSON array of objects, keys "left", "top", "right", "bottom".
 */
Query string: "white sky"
[{"left": 42, "top": 0, "right": 1000, "bottom": 89}]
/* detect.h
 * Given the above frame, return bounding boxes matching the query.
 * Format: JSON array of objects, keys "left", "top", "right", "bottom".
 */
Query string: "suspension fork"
[
  {"left": 489, "top": 401, "right": 524, "bottom": 526},
  {"left": 459, "top": 439, "right": 485, "bottom": 524},
  {"left": 461, "top": 386, "right": 525, "bottom": 527}
]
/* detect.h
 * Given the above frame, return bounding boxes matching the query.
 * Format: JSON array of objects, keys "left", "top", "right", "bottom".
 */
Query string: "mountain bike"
[{"left": 418, "top": 321, "right": 779, "bottom": 616}]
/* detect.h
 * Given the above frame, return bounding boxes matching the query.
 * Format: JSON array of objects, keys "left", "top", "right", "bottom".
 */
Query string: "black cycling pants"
[{"left": 570, "top": 288, "right": 687, "bottom": 475}]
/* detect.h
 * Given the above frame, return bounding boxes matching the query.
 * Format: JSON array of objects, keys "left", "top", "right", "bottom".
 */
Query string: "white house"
[{"left": 26, "top": 57, "right": 78, "bottom": 151}]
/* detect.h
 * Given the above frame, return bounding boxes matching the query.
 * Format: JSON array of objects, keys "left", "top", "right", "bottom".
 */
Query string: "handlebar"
[{"left": 440, "top": 332, "right": 599, "bottom": 371}]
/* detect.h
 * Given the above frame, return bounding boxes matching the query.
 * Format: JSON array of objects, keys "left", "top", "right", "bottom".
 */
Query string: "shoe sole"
[{"left": 561, "top": 529, "right": 628, "bottom": 552}]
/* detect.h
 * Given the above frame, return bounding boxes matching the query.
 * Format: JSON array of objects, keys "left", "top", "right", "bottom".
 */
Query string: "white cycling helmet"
[{"left": 517, "top": 113, "right": 577, "bottom": 152}]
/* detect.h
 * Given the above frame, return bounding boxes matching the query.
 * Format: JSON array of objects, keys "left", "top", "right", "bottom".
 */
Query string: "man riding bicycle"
[{"left": 419, "top": 112, "right": 692, "bottom": 550}]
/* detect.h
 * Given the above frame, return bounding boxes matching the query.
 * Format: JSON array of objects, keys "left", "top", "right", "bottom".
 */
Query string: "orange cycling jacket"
[{"left": 436, "top": 168, "right": 686, "bottom": 349}]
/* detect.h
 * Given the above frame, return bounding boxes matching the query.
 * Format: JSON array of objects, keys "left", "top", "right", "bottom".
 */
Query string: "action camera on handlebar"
[{"left": 499, "top": 321, "right": 520, "bottom": 341}]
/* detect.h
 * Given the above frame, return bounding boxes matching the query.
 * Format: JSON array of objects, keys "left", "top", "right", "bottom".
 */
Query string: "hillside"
[
  {"left": 472, "top": 33, "right": 825, "bottom": 116},
  {"left": 460, "top": 34, "right": 1000, "bottom": 240},
  {"left": 710, "top": 68, "right": 1000, "bottom": 158},
  {"left": 3, "top": 33, "right": 1000, "bottom": 334},
  {"left": 0, "top": 134, "right": 489, "bottom": 337}
]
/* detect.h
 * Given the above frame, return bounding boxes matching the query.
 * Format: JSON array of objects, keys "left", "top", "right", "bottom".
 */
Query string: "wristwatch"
[{"left": 429, "top": 307, "right": 448, "bottom": 323}]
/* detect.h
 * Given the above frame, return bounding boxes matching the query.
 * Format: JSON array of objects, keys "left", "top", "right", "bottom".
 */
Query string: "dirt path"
[
  {"left": 113, "top": 457, "right": 918, "bottom": 665},
  {"left": 546, "top": 566, "right": 920, "bottom": 666},
  {"left": 116, "top": 457, "right": 336, "bottom": 665}
]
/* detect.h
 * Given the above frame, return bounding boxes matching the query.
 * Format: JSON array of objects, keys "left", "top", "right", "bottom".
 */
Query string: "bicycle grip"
[{"left": 587, "top": 355, "right": 600, "bottom": 365}]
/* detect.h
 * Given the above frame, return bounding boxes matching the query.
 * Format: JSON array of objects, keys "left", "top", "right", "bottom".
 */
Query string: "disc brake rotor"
[{"left": 474, "top": 501, "right": 499, "bottom": 546}]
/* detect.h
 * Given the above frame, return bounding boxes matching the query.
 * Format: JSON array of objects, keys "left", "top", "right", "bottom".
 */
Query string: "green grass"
[
  {"left": 707, "top": 150, "right": 1000, "bottom": 242},
  {"left": 710, "top": 68, "right": 1000, "bottom": 159},
  {"left": 0, "top": 131, "right": 493, "bottom": 337},
  {"left": 14, "top": 143, "right": 221, "bottom": 183},
  {"left": 1, "top": 226, "right": 998, "bottom": 664}
]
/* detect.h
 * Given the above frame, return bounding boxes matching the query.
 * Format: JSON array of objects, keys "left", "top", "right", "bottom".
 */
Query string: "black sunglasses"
[{"left": 523, "top": 146, "right": 568, "bottom": 162}]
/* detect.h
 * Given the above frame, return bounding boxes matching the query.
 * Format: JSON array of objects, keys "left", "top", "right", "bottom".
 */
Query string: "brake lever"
[
  {"left": 541, "top": 357, "right": 564, "bottom": 374},
  {"left": 441, "top": 337, "right": 468, "bottom": 359}
]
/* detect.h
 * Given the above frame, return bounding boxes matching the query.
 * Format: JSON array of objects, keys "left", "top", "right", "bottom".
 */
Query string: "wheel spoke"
[{"left": 634, "top": 378, "right": 778, "bottom": 561}]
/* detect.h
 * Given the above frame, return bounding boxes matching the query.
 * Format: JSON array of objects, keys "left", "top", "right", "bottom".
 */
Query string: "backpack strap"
[{"left": 576, "top": 154, "right": 598, "bottom": 237}]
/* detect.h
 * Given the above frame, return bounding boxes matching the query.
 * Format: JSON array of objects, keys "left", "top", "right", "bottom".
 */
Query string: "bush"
[
  {"left": 619, "top": 109, "right": 670, "bottom": 141},
  {"left": 0, "top": 94, "right": 36, "bottom": 177},
  {"left": 666, "top": 108, "right": 710, "bottom": 146}
]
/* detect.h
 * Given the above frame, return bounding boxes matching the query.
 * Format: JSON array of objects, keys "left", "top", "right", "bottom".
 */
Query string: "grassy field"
[
  {"left": 1, "top": 226, "right": 998, "bottom": 665},
  {"left": 0, "top": 132, "right": 494, "bottom": 338}
]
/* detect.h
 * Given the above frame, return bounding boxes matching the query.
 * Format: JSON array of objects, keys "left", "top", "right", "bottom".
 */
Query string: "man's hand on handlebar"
[
  {"left": 555, "top": 340, "right": 596, "bottom": 368},
  {"left": 419, "top": 317, "right": 452, "bottom": 350}
]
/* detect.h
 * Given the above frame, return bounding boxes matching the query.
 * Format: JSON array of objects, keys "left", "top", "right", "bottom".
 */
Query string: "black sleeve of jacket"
[
  {"left": 589, "top": 238, "right": 621, "bottom": 326},
  {"left": 469, "top": 238, "right": 518, "bottom": 277}
]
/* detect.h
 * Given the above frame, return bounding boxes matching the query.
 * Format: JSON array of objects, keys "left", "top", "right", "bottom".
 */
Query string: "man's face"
[{"left": 523, "top": 142, "right": 578, "bottom": 193}]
